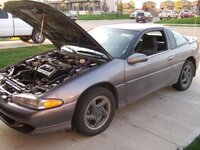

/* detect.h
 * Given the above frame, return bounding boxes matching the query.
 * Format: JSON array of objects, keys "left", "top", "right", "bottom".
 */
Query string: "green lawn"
[
  {"left": 155, "top": 17, "right": 200, "bottom": 25},
  {"left": 184, "top": 136, "right": 200, "bottom": 150},
  {"left": 0, "top": 45, "right": 54, "bottom": 69},
  {"left": 78, "top": 14, "right": 130, "bottom": 20}
]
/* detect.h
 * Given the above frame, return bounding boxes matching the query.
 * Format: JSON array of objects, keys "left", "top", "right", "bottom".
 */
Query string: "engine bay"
[{"left": 0, "top": 49, "right": 104, "bottom": 98}]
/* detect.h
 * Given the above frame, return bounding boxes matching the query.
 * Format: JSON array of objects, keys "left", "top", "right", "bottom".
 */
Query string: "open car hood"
[{"left": 3, "top": 0, "right": 112, "bottom": 60}]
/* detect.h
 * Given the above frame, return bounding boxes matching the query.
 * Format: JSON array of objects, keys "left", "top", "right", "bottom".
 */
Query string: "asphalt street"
[{"left": 0, "top": 20, "right": 200, "bottom": 150}]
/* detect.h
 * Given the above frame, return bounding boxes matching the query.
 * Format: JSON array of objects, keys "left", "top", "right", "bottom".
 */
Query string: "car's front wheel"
[
  {"left": 73, "top": 87, "right": 116, "bottom": 136},
  {"left": 173, "top": 60, "right": 194, "bottom": 91}
]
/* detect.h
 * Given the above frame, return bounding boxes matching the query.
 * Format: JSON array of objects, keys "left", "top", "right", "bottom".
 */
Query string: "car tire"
[
  {"left": 72, "top": 87, "right": 116, "bottom": 136},
  {"left": 173, "top": 61, "right": 194, "bottom": 91},
  {"left": 19, "top": 36, "right": 31, "bottom": 42},
  {"left": 31, "top": 30, "right": 45, "bottom": 44}
]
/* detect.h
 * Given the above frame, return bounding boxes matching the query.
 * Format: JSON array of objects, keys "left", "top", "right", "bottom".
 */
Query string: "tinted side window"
[
  {"left": 0, "top": 10, "right": 8, "bottom": 19},
  {"left": 172, "top": 31, "right": 187, "bottom": 47}
]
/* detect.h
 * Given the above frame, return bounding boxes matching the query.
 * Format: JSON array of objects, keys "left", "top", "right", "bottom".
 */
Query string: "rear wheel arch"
[{"left": 173, "top": 59, "right": 195, "bottom": 91}]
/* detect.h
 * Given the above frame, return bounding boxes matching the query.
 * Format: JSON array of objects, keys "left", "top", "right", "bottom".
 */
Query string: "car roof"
[{"left": 98, "top": 24, "right": 165, "bottom": 31}]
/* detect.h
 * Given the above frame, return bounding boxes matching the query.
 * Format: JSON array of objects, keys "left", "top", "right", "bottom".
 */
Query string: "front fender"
[{"left": 40, "top": 59, "right": 125, "bottom": 105}]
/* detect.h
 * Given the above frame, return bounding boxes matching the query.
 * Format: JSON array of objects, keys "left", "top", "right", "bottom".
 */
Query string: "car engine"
[{"left": 0, "top": 49, "right": 103, "bottom": 99}]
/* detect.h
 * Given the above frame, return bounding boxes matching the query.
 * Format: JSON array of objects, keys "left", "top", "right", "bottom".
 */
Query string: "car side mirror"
[{"left": 127, "top": 53, "right": 148, "bottom": 64}]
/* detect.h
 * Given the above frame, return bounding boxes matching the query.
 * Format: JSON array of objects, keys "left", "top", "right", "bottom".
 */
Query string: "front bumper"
[
  {"left": 136, "top": 17, "right": 145, "bottom": 21},
  {"left": 0, "top": 98, "right": 76, "bottom": 134}
]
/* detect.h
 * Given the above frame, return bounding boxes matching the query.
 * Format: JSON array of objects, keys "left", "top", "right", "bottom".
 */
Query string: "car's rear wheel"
[
  {"left": 173, "top": 61, "right": 194, "bottom": 91},
  {"left": 19, "top": 36, "right": 31, "bottom": 42},
  {"left": 72, "top": 87, "right": 115, "bottom": 136},
  {"left": 32, "top": 30, "right": 45, "bottom": 44}
]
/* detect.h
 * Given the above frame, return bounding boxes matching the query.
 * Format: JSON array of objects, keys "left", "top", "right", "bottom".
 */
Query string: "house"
[
  {"left": 160, "top": 0, "right": 174, "bottom": 10},
  {"left": 142, "top": 1, "right": 156, "bottom": 11},
  {"left": 40, "top": 0, "right": 118, "bottom": 14}
]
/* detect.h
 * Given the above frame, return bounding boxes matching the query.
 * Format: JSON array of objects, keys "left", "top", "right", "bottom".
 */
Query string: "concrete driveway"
[{"left": 0, "top": 20, "right": 200, "bottom": 150}]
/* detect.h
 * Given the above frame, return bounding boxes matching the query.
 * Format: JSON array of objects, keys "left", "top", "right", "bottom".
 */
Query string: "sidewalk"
[{"left": 0, "top": 40, "right": 51, "bottom": 49}]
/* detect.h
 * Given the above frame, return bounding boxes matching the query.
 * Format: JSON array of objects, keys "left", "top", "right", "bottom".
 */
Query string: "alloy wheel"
[{"left": 84, "top": 96, "right": 111, "bottom": 130}]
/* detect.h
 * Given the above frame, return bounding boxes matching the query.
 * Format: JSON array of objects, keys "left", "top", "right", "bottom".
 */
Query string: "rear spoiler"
[{"left": 184, "top": 36, "right": 198, "bottom": 44}]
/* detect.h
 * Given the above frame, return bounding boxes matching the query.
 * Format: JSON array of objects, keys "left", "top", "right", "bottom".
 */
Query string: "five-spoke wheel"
[
  {"left": 173, "top": 60, "right": 194, "bottom": 91},
  {"left": 84, "top": 96, "right": 111, "bottom": 130},
  {"left": 73, "top": 87, "right": 115, "bottom": 136}
]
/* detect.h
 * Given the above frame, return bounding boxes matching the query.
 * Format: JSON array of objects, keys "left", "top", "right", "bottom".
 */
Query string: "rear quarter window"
[
  {"left": 0, "top": 10, "right": 8, "bottom": 19},
  {"left": 172, "top": 31, "right": 187, "bottom": 47}
]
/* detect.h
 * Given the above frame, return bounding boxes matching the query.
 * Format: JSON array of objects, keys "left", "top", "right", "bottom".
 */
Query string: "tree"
[
  {"left": 142, "top": 3, "right": 148, "bottom": 11},
  {"left": 102, "top": 0, "right": 109, "bottom": 13},
  {"left": 174, "top": 0, "right": 183, "bottom": 12},
  {"left": 117, "top": 1, "right": 123, "bottom": 14},
  {"left": 127, "top": 0, "right": 135, "bottom": 11}
]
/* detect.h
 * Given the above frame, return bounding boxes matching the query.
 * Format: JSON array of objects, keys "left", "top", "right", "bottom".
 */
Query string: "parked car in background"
[
  {"left": 0, "top": 9, "right": 45, "bottom": 43},
  {"left": 159, "top": 10, "right": 178, "bottom": 20},
  {"left": 135, "top": 12, "right": 153, "bottom": 23},
  {"left": 62, "top": 11, "right": 78, "bottom": 21},
  {"left": 130, "top": 10, "right": 143, "bottom": 19},
  {"left": 180, "top": 10, "right": 194, "bottom": 18}
]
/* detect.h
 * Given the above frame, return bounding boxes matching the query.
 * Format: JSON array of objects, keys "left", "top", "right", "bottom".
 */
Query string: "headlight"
[{"left": 12, "top": 94, "right": 63, "bottom": 110}]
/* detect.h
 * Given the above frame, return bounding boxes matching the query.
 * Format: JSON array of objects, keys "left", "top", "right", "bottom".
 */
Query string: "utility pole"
[
  {"left": 116, "top": 0, "right": 119, "bottom": 17},
  {"left": 197, "top": 0, "right": 200, "bottom": 16}
]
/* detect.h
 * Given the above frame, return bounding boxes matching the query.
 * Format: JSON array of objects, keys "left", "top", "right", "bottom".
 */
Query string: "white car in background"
[
  {"left": 159, "top": 10, "right": 178, "bottom": 20},
  {"left": 130, "top": 10, "right": 143, "bottom": 19},
  {"left": 0, "top": 9, "right": 45, "bottom": 43}
]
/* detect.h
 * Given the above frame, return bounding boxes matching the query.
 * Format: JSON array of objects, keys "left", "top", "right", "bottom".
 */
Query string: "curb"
[
  {"left": 176, "top": 127, "right": 200, "bottom": 150},
  {"left": 154, "top": 24, "right": 200, "bottom": 27}
]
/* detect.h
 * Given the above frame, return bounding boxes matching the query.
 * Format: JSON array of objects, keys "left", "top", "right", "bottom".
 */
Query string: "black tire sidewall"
[
  {"left": 19, "top": 36, "right": 31, "bottom": 42},
  {"left": 72, "top": 87, "right": 116, "bottom": 136}
]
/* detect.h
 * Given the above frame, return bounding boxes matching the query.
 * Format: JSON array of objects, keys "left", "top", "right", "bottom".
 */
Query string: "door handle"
[{"left": 167, "top": 56, "right": 173, "bottom": 61}]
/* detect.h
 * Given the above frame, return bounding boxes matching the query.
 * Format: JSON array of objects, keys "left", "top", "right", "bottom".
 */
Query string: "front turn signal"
[{"left": 41, "top": 99, "right": 63, "bottom": 109}]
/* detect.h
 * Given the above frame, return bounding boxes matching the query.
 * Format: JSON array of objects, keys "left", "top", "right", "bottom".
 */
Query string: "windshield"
[
  {"left": 137, "top": 13, "right": 144, "bottom": 16},
  {"left": 89, "top": 28, "right": 137, "bottom": 58}
]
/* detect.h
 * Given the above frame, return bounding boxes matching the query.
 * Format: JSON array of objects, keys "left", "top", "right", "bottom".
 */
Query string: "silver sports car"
[{"left": 0, "top": 1, "right": 199, "bottom": 136}]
